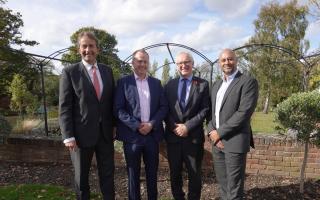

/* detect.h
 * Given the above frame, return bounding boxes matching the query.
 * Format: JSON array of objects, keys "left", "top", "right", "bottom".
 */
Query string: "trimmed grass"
[
  {"left": 251, "top": 112, "right": 278, "bottom": 134},
  {"left": 0, "top": 184, "right": 102, "bottom": 200}
]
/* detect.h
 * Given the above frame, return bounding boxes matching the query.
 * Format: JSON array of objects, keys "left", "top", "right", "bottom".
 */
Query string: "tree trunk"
[
  {"left": 262, "top": 89, "right": 270, "bottom": 114},
  {"left": 299, "top": 139, "right": 309, "bottom": 193}
]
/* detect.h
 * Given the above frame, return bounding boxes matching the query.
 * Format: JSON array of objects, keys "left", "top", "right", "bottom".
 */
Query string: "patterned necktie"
[
  {"left": 92, "top": 65, "right": 101, "bottom": 99},
  {"left": 180, "top": 78, "right": 187, "bottom": 112}
]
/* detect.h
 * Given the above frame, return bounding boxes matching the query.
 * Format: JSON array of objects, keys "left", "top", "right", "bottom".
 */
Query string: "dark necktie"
[{"left": 180, "top": 78, "right": 187, "bottom": 112}]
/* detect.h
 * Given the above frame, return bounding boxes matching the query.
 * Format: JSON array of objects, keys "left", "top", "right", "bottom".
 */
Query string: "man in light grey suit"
[
  {"left": 59, "top": 31, "right": 115, "bottom": 199},
  {"left": 207, "top": 49, "right": 258, "bottom": 200}
]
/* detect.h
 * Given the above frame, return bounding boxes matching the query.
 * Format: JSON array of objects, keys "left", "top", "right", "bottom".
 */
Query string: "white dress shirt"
[{"left": 215, "top": 70, "right": 238, "bottom": 129}]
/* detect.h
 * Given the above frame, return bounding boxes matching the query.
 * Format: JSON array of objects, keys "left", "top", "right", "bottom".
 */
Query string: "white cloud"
[
  {"left": 93, "top": 0, "right": 197, "bottom": 35},
  {"left": 204, "top": 0, "right": 256, "bottom": 18},
  {"left": 6, "top": 0, "right": 91, "bottom": 55},
  {"left": 171, "top": 19, "right": 245, "bottom": 53},
  {"left": 306, "top": 21, "right": 320, "bottom": 38}
]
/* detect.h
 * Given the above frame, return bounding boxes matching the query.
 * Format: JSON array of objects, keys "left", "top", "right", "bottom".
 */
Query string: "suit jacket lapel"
[
  {"left": 212, "top": 79, "right": 223, "bottom": 113},
  {"left": 220, "top": 72, "right": 242, "bottom": 110},
  {"left": 130, "top": 74, "right": 141, "bottom": 119},
  {"left": 185, "top": 77, "right": 196, "bottom": 109},
  {"left": 148, "top": 77, "right": 155, "bottom": 113},
  {"left": 98, "top": 64, "right": 107, "bottom": 101},
  {"left": 172, "top": 78, "right": 184, "bottom": 121}
]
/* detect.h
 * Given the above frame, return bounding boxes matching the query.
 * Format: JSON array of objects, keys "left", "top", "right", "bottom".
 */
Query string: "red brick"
[
  {"left": 290, "top": 162, "right": 302, "bottom": 167},
  {"left": 266, "top": 165, "right": 283, "bottom": 171},
  {"left": 285, "top": 166, "right": 300, "bottom": 172},
  {"left": 246, "top": 168, "right": 258, "bottom": 174},
  {"left": 268, "top": 156, "right": 283, "bottom": 161},
  {"left": 305, "top": 173, "right": 320, "bottom": 179},
  {"left": 247, "top": 159, "right": 259, "bottom": 164},
  {"left": 260, "top": 160, "right": 275, "bottom": 166},
  {"left": 268, "top": 146, "right": 284, "bottom": 151},
  {"left": 252, "top": 154, "right": 267, "bottom": 160},
  {"left": 251, "top": 164, "right": 266, "bottom": 170}
]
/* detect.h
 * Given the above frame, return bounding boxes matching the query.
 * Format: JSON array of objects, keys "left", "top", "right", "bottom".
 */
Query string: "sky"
[{"left": 4, "top": 0, "right": 320, "bottom": 75}]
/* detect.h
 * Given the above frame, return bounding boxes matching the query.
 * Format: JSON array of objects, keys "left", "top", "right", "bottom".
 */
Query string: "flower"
[{"left": 192, "top": 80, "right": 199, "bottom": 85}]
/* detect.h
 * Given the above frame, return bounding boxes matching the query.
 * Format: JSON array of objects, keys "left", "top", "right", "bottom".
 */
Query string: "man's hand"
[
  {"left": 215, "top": 140, "right": 224, "bottom": 150},
  {"left": 209, "top": 130, "right": 224, "bottom": 149},
  {"left": 138, "top": 122, "right": 153, "bottom": 135},
  {"left": 174, "top": 123, "right": 188, "bottom": 137},
  {"left": 65, "top": 140, "right": 77, "bottom": 151}
]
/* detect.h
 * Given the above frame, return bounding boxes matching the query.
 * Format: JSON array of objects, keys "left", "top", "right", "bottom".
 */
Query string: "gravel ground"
[{"left": 0, "top": 161, "right": 319, "bottom": 200}]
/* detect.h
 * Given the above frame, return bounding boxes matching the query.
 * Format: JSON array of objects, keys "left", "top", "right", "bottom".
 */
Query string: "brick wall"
[{"left": 0, "top": 134, "right": 319, "bottom": 178}]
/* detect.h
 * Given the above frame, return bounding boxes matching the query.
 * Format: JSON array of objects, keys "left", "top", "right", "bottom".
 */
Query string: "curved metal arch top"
[{"left": 123, "top": 42, "right": 214, "bottom": 66}]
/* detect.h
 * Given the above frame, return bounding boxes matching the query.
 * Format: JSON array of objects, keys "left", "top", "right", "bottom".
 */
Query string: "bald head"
[{"left": 218, "top": 48, "right": 238, "bottom": 76}]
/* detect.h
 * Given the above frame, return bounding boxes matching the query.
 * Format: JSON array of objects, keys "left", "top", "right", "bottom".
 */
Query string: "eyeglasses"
[
  {"left": 176, "top": 60, "right": 192, "bottom": 66},
  {"left": 133, "top": 58, "right": 148, "bottom": 64}
]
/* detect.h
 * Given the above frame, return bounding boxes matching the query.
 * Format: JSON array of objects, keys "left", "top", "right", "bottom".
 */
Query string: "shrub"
[
  {"left": 0, "top": 114, "right": 12, "bottom": 143},
  {"left": 276, "top": 90, "right": 320, "bottom": 143}
]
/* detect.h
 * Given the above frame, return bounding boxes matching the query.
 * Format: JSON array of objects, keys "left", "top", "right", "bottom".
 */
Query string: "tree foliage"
[
  {"left": 161, "top": 58, "right": 171, "bottom": 85},
  {"left": 244, "top": 0, "right": 309, "bottom": 113},
  {"left": 61, "top": 26, "right": 128, "bottom": 80},
  {"left": 149, "top": 60, "right": 158, "bottom": 77},
  {"left": 8, "top": 74, "right": 39, "bottom": 115},
  {"left": 308, "top": 0, "right": 320, "bottom": 21},
  {"left": 0, "top": 1, "right": 38, "bottom": 97}
]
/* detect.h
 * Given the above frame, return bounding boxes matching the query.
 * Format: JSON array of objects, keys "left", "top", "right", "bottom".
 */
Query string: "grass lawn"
[
  {"left": 0, "top": 184, "right": 102, "bottom": 200},
  {"left": 251, "top": 112, "right": 278, "bottom": 134}
]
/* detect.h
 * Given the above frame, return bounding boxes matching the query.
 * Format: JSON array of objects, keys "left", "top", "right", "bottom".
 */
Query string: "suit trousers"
[
  {"left": 70, "top": 132, "right": 115, "bottom": 200},
  {"left": 123, "top": 137, "right": 159, "bottom": 200},
  {"left": 167, "top": 141, "right": 204, "bottom": 200},
  {"left": 212, "top": 146, "right": 247, "bottom": 200}
]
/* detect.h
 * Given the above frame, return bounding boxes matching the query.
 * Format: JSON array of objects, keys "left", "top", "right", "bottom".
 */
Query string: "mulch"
[{"left": 0, "top": 161, "right": 319, "bottom": 199}]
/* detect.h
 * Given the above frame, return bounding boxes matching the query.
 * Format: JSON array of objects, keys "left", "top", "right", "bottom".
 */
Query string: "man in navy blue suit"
[{"left": 114, "top": 49, "right": 168, "bottom": 200}]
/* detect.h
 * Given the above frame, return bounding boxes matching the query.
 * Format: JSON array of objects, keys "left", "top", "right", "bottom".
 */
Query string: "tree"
[
  {"left": 245, "top": 0, "right": 308, "bottom": 113},
  {"left": 0, "top": 1, "right": 38, "bottom": 97},
  {"left": 275, "top": 90, "right": 320, "bottom": 193},
  {"left": 45, "top": 74, "right": 60, "bottom": 106},
  {"left": 61, "top": 26, "right": 128, "bottom": 80},
  {"left": 161, "top": 58, "right": 171, "bottom": 85},
  {"left": 149, "top": 60, "right": 158, "bottom": 77},
  {"left": 309, "top": 0, "right": 320, "bottom": 21},
  {"left": 8, "top": 74, "right": 38, "bottom": 116}
]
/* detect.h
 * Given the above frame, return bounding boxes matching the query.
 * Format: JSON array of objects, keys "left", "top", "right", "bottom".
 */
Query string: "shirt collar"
[
  {"left": 179, "top": 75, "right": 193, "bottom": 82},
  {"left": 134, "top": 72, "right": 148, "bottom": 81},
  {"left": 82, "top": 60, "right": 98, "bottom": 71},
  {"left": 223, "top": 69, "right": 238, "bottom": 82}
]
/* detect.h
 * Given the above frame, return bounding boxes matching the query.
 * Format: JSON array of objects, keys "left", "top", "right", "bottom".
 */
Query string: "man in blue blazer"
[
  {"left": 114, "top": 49, "right": 168, "bottom": 200},
  {"left": 208, "top": 49, "right": 258, "bottom": 200}
]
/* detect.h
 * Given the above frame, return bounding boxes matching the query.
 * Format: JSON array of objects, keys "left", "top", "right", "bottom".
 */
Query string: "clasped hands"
[
  {"left": 173, "top": 123, "right": 188, "bottom": 137},
  {"left": 209, "top": 130, "right": 224, "bottom": 150},
  {"left": 138, "top": 122, "right": 153, "bottom": 135}
]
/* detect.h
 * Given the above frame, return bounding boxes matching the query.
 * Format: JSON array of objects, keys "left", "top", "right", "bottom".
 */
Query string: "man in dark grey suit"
[
  {"left": 59, "top": 31, "right": 115, "bottom": 199},
  {"left": 207, "top": 49, "right": 258, "bottom": 200},
  {"left": 164, "top": 52, "right": 210, "bottom": 200}
]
